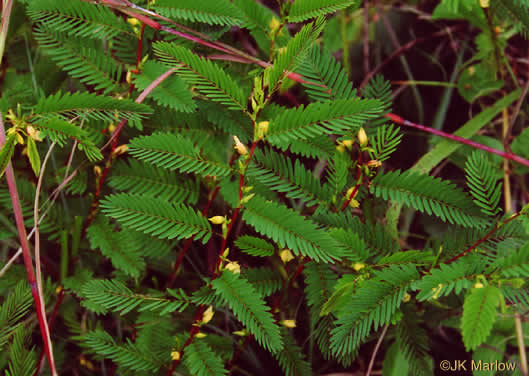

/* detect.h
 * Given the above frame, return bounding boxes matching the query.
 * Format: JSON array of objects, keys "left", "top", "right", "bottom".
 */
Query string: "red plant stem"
[
  {"left": 0, "top": 118, "right": 57, "bottom": 375},
  {"left": 34, "top": 288, "right": 66, "bottom": 376},
  {"left": 386, "top": 113, "right": 529, "bottom": 168},
  {"left": 135, "top": 23, "right": 146, "bottom": 70},
  {"left": 168, "top": 142, "right": 258, "bottom": 375},
  {"left": 341, "top": 153, "right": 364, "bottom": 211},
  {"left": 444, "top": 213, "right": 521, "bottom": 264}
]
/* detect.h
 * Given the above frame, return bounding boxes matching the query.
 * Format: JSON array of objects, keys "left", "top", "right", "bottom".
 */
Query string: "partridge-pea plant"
[{"left": 1, "top": 0, "right": 529, "bottom": 375}]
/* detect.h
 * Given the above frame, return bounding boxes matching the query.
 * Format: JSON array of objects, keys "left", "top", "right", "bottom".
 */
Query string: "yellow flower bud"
[
  {"left": 93, "top": 165, "right": 103, "bottom": 177},
  {"left": 346, "top": 187, "right": 358, "bottom": 199},
  {"left": 257, "top": 121, "right": 269, "bottom": 139},
  {"left": 239, "top": 193, "right": 255, "bottom": 205},
  {"left": 126, "top": 70, "right": 133, "bottom": 84},
  {"left": 202, "top": 306, "right": 215, "bottom": 324},
  {"left": 357, "top": 128, "right": 368, "bottom": 147},
  {"left": 431, "top": 284, "right": 443, "bottom": 300},
  {"left": 225, "top": 261, "right": 241, "bottom": 274},
  {"left": 468, "top": 66, "right": 476, "bottom": 76},
  {"left": 366, "top": 160, "right": 382, "bottom": 168},
  {"left": 269, "top": 17, "right": 281, "bottom": 33},
  {"left": 208, "top": 216, "right": 225, "bottom": 225},
  {"left": 342, "top": 139, "right": 353, "bottom": 149},
  {"left": 233, "top": 136, "right": 248, "bottom": 155},
  {"left": 127, "top": 17, "right": 140, "bottom": 26},
  {"left": 479, "top": 0, "right": 489, "bottom": 8},
  {"left": 349, "top": 199, "right": 360, "bottom": 208},
  {"left": 112, "top": 144, "right": 128, "bottom": 156},
  {"left": 15, "top": 133, "right": 24, "bottom": 145},
  {"left": 171, "top": 351, "right": 181, "bottom": 361},
  {"left": 279, "top": 249, "right": 295, "bottom": 263},
  {"left": 195, "top": 332, "right": 207, "bottom": 338},
  {"left": 474, "top": 282, "right": 484, "bottom": 289},
  {"left": 280, "top": 319, "right": 296, "bottom": 328},
  {"left": 402, "top": 293, "right": 411, "bottom": 303},
  {"left": 233, "top": 330, "right": 247, "bottom": 336},
  {"left": 353, "top": 263, "right": 365, "bottom": 271},
  {"left": 108, "top": 123, "right": 116, "bottom": 133}
]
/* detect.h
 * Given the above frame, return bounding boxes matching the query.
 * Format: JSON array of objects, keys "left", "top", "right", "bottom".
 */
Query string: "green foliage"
[
  {"left": 127, "top": 132, "right": 233, "bottom": 178},
  {"left": 242, "top": 195, "right": 344, "bottom": 262},
  {"left": 211, "top": 270, "right": 283, "bottom": 353},
  {"left": 370, "top": 170, "right": 489, "bottom": 228},
  {"left": 288, "top": 0, "right": 359, "bottom": 23},
  {"left": 461, "top": 285, "right": 502, "bottom": 351},
  {"left": 465, "top": 151, "right": 502, "bottom": 216},
  {"left": 81, "top": 279, "right": 191, "bottom": 315},
  {"left": 1, "top": 0, "right": 528, "bottom": 374},
  {"left": 100, "top": 193, "right": 212, "bottom": 243}
]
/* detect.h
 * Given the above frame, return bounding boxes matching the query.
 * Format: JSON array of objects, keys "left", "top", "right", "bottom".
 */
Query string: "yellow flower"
[
  {"left": 279, "top": 249, "right": 295, "bottom": 263},
  {"left": 171, "top": 351, "right": 181, "bottom": 361},
  {"left": 479, "top": 0, "right": 489, "bottom": 8},
  {"left": 349, "top": 199, "right": 360, "bottom": 208},
  {"left": 208, "top": 216, "right": 225, "bottom": 225},
  {"left": 202, "top": 306, "right": 215, "bottom": 324},
  {"left": 474, "top": 282, "right": 484, "bottom": 289},
  {"left": 280, "top": 319, "right": 296, "bottom": 328},
  {"left": 402, "top": 293, "right": 411, "bottom": 303},
  {"left": 225, "top": 261, "right": 241, "bottom": 274},
  {"left": 233, "top": 136, "right": 248, "bottom": 155},
  {"left": 26, "top": 125, "right": 42, "bottom": 141},
  {"left": 195, "top": 332, "right": 207, "bottom": 338}
]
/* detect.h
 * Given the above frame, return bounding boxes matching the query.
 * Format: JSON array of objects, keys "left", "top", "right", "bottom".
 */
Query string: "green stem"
[{"left": 60, "top": 231, "right": 68, "bottom": 281}]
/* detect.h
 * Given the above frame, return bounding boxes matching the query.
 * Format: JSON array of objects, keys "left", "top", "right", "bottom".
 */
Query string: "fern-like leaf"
[
  {"left": 33, "top": 117, "right": 102, "bottom": 161},
  {"left": 242, "top": 267, "right": 283, "bottom": 297},
  {"left": 247, "top": 147, "right": 332, "bottom": 207},
  {"left": 369, "top": 170, "right": 488, "bottom": 228},
  {"left": 133, "top": 61, "right": 196, "bottom": 113},
  {"left": 242, "top": 195, "right": 344, "bottom": 262},
  {"left": 330, "top": 264, "right": 419, "bottom": 357},
  {"left": 461, "top": 285, "right": 501, "bottom": 351},
  {"left": 275, "top": 329, "right": 312, "bottom": 376},
  {"left": 266, "top": 98, "right": 383, "bottom": 146},
  {"left": 235, "top": 235, "right": 275, "bottom": 257},
  {"left": 33, "top": 91, "right": 152, "bottom": 122},
  {"left": 5, "top": 326, "right": 36, "bottom": 376},
  {"left": 86, "top": 216, "right": 146, "bottom": 278},
  {"left": 100, "top": 193, "right": 212, "bottom": 243},
  {"left": 465, "top": 151, "right": 502, "bottom": 217},
  {"left": 27, "top": 0, "right": 132, "bottom": 40},
  {"left": 268, "top": 17, "right": 325, "bottom": 91},
  {"left": 154, "top": 0, "right": 246, "bottom": 27},
  {"left": 109, "top": 159, "right": 199, "bottom": 204},
  {"left": 34, "top": 25, "right": 123, "bottom": 94},
  {"left": 296, "top": 45, "right": 356, "bottom": 102},
  {"left": 153, "top": 43, "right": 247, "bottom": 111},
  {"left": 211, "top": 270, "right": 283, "bottom": 353},
  {"left": 81, "top": 329, "right": 164, "bottom": 372},
  {"left": 81, "top": 279, "right": 190, "bottom": 315},
  {"left": 128, "top": 132, "right": 233, "bottom": 178},
  {"left": 369, "top": 123, "right": 402, "bottom": 162},
  {"left": 289, "top": 0, "right": 359, "bottom": 23},
  {"left": 183, "top": 340, "right": 228, "bottom": 376},
  {"left": 0, "top": 281, "right": 32, "bottom": 351}
]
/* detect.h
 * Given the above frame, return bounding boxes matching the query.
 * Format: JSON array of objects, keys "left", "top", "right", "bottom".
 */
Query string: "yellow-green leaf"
[
  {"left": 27, "top": 137, "right": 41, "bottom": 177},
  {"left": 0, "top": 133, "right": 17, "bottom": 178}
]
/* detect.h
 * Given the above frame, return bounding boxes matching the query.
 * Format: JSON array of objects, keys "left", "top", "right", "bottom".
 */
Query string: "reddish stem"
[
  {"left": 34, "top": 288, "right": 66, "bottom": 376},
  {"left": 386, "top": 113, "right": 529, "bottom": 168},
  {"left": 0, "top": 118, "right": 57, "bottom": 375},
  {"left": 341, "top": 153, "right": 364, "bottom": 211},
  {"left": 444, "top": 213, "right": 521, "bottom": 264}
]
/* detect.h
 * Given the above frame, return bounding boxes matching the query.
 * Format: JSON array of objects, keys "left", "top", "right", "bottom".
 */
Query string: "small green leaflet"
[
  {"left": 0, "top": 133, "right": 17, "bottom": 179},
  {"left": 27, "top": 138, "right": 41, "bottom": 177}
]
